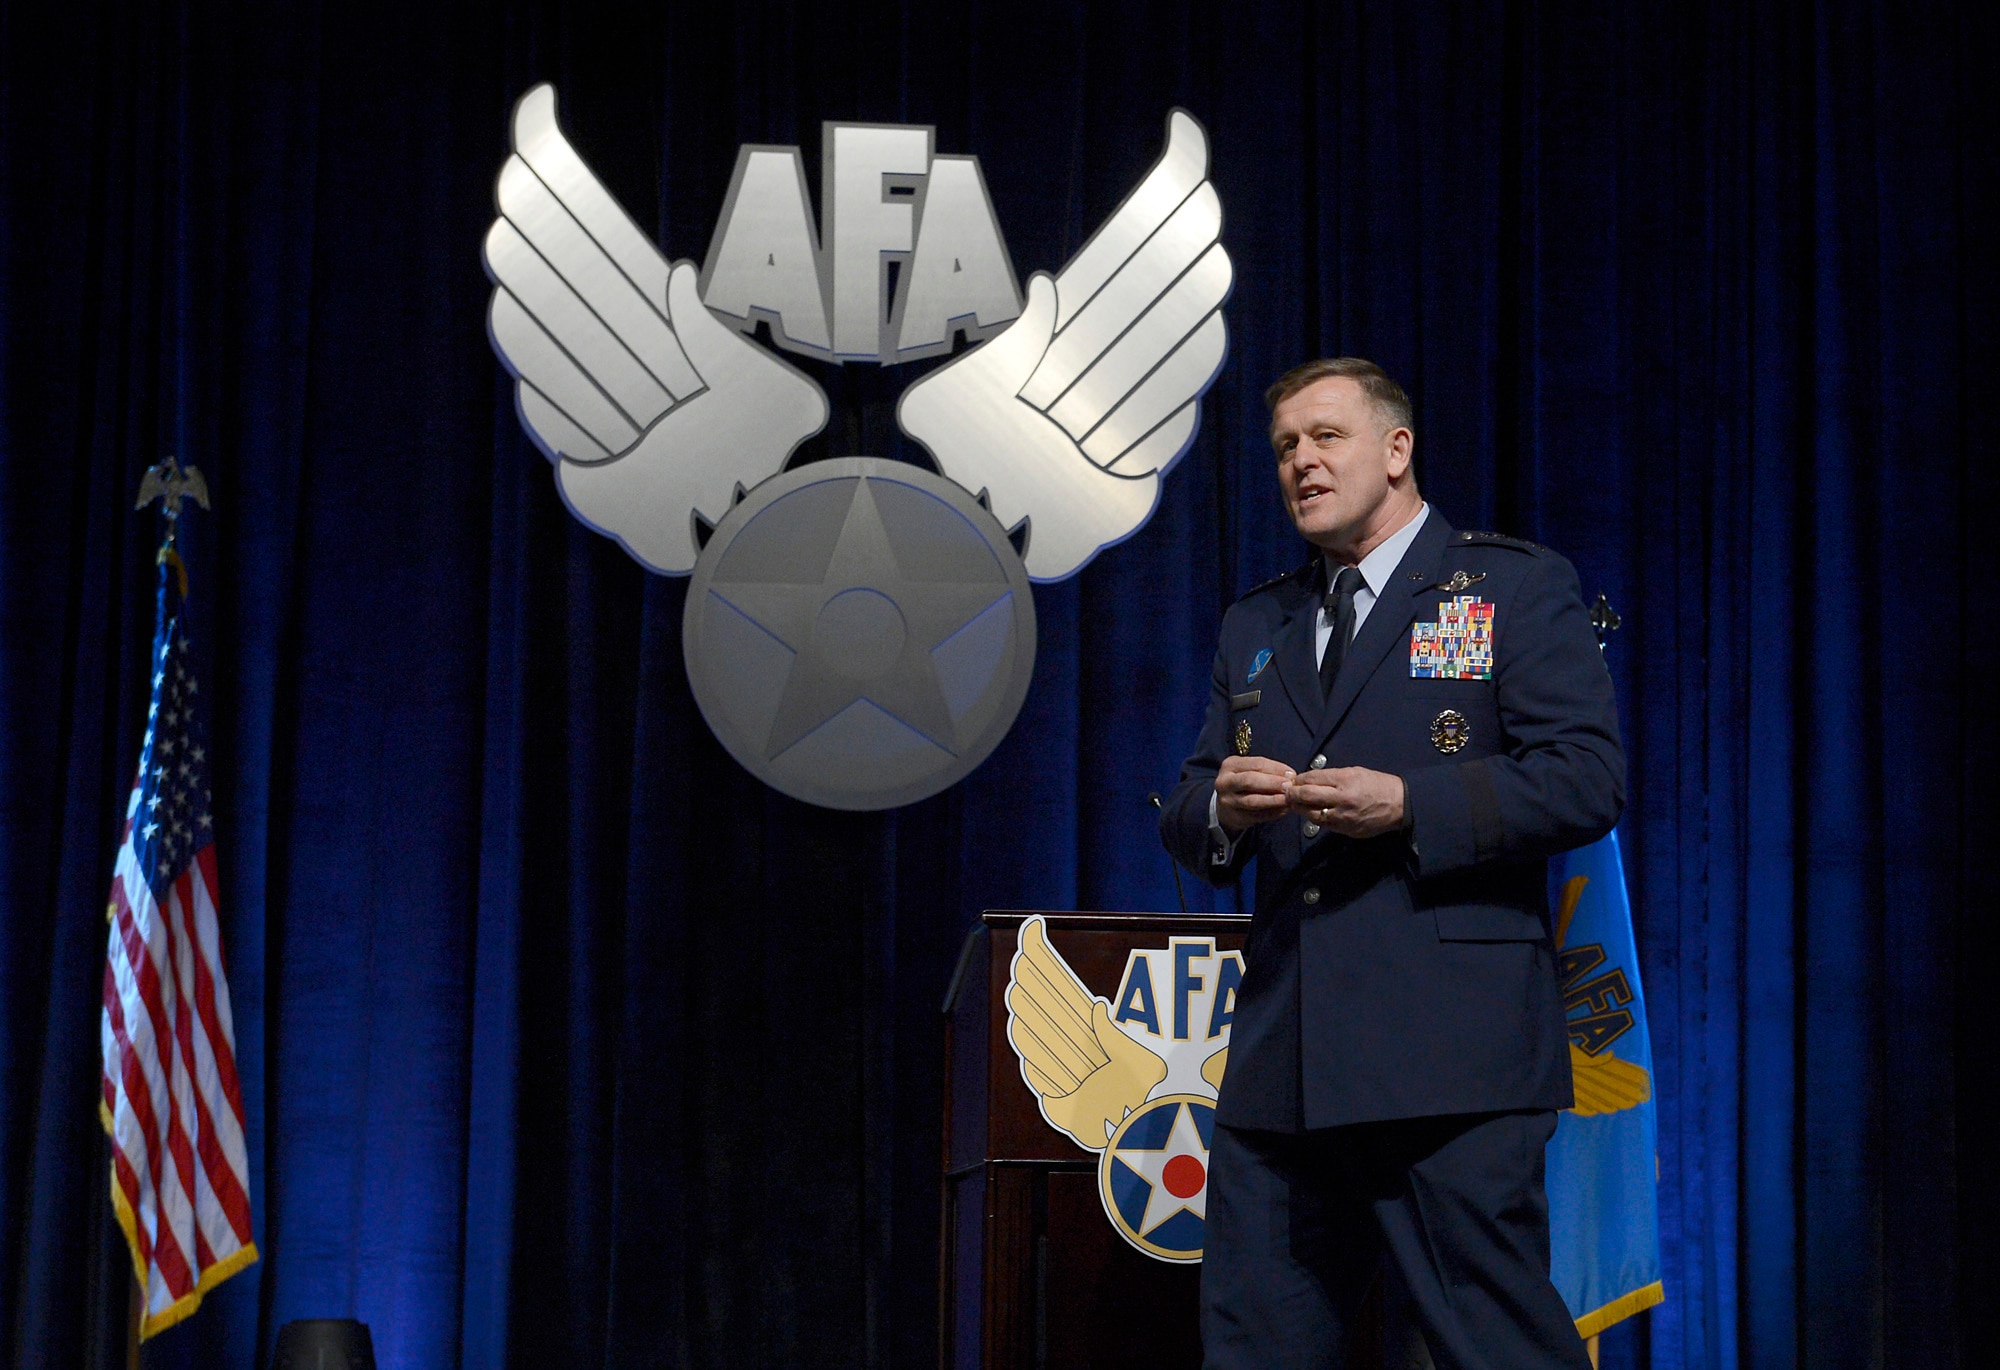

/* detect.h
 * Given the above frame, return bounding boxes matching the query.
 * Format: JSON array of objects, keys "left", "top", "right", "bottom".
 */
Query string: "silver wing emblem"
[
  {"left": 483, "top": 84, "right": 828, "bottom": 574},
  {"left": 895, "top": 110, "right": 1231, "bottom": 581}
]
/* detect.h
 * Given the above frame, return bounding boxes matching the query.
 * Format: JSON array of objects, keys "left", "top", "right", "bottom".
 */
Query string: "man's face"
[{"left": 1269, "top": 376, "right": 1412, "bottom": 554}]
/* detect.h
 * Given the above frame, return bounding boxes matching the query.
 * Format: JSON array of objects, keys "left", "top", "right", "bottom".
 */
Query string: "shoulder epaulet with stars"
[
  {"left": 1236, "top": 560, "right": 1316, "bottom": 603},
  {"left": 1453, "top": 530, "right": 1552, "bottom": 556}
]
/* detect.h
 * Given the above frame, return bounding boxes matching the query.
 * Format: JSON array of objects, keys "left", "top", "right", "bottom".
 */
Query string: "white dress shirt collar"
[
  {"left": 1329, "top": 500, "right": 1430, "bottom": 601},
  {"left": 1314, "top": 502, "right": 1429, "bottom": 661}
]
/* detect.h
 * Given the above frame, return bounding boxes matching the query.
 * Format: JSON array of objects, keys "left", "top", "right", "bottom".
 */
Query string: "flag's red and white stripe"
[{"left": 100, "top": 782, "right": 256, "bottom": 1338}]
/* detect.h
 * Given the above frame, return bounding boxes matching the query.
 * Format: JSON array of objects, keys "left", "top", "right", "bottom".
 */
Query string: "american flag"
[{"left": 100, "top": 551, "right": 257, "bottom": 1338}]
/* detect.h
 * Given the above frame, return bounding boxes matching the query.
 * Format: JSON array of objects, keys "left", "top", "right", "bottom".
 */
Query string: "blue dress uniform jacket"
[{"left": 1161, "top": 510, "right": 1625, "bottom": 1132}]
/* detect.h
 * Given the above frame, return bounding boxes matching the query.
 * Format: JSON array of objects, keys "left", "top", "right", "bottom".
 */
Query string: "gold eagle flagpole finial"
[{"left": 135, "top": 456, "right": 210, "bottom": 593}]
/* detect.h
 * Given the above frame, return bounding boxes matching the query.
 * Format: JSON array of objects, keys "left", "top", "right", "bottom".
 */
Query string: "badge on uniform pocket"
[
  {"left": 1431, "top": 709, "right": 1471, "bottom": 753},
  {"left": 1410, "top": 596, "right": 1494, "bottom": 679}
]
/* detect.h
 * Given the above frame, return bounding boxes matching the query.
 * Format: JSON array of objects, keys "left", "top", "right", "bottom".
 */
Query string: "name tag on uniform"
[
  {"left": 1410, "top": 596, "right": 1495, "bottom": 679},
  {"left": 1229, "top": 690, "right": 1261, "bottom": 710}
]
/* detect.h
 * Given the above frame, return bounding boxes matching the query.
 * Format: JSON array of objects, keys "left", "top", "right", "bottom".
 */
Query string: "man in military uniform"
[{"left": 1160, "top": 358, "right": 1625, "bottom": 1369}]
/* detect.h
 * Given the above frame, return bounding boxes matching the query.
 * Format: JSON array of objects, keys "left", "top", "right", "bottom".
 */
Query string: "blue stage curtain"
[{"left": 1, "top": 1, "right": 1991, "bottom": 1367}]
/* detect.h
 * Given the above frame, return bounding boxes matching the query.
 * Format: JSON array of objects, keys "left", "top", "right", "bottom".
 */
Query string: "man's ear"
[{"left": 1385, "top": 427, "right": 1415, "bottom": 481}]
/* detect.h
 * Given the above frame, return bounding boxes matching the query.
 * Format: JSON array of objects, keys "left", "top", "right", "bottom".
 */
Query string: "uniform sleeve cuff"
[
  {"left": 1403, "top": 764, "right": 1478, "bottom": 878},
  {"left": 1207, "top": 788, "right": 1243, "bottom": 865}
]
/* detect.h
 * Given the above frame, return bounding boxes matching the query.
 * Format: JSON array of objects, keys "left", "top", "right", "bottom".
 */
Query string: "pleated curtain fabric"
[{"left": 0, "top": 4, "right": 1992, "bottom": 1367}]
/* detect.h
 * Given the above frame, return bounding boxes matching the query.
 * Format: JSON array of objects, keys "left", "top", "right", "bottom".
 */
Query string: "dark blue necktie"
[{"left": 1320, "top": 566, "right": 1366, "bottom": 698}]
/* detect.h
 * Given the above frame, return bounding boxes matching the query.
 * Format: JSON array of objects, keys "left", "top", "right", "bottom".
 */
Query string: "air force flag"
[{"left": 1547, "top": 829, "right": 1665, "bottom": 1338}]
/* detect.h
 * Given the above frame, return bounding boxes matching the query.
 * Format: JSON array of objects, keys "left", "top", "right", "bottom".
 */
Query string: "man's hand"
[
  {"left": 1284, "top": 766, "right": 1407, "bottom": 838},
  {"left": 1215, "top": 756, "right": 1297, "bottom": 833}
]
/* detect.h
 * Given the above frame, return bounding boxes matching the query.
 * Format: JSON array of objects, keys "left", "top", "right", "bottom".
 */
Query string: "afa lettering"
[
  {"left": 1563, "top": 969, "right": 1633, "bottom": 1018},
  {"left": 1173, "top": 942, "right": 1207, "bottom": 1041},
  {"left": 1558, "top": 942, "right": 1637, "bottom": 1055},
  {"left": 1569, "top": 1009, "right": 1636, "bottom": 1056},
  {"left": 1114, "top": 940, "right": 1245, "bottom": 1049},
  {"left": 888, "top": 155, "right": 1022, "bottom": 360},
  {"left": 1557, "top": 943, "right": 1607, "bottom": 987},
  {"left": 700, "top": 122, "right": 1022, "bottom": 366},
  {"left": 1116, "top": 954, "right": 1162, "bottom": 1036},
  {"left": 698, "top": 147, "right": 831, "bottom": 355},
  {"left": 1206, "top": 955, "right": 1242, "bottom": 1040}
]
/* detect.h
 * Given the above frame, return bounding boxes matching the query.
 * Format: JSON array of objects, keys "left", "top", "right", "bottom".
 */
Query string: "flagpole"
[
  {"left": 1583, "top": 590, "right": 1621, "bottom": 1370},
  {"left": 124, "top": 458, "right": 206, "bottom": 1370},
  {"left": 127, "top": 1272, "right": 143, "bottom": 1368},
  {"left": 109, "top": 453, "right": 258, "bottom": 1349}
]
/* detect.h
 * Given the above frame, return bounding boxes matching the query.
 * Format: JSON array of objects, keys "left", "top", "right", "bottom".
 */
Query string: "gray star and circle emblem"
[{"left": 683, "top": 457, "right": 1037, "bottom": 810}]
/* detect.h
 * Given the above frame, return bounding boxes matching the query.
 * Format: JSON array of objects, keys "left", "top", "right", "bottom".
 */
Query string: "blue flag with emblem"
[{"left": 1546, "top": 828, "right": 1664, "bottom": 1338}]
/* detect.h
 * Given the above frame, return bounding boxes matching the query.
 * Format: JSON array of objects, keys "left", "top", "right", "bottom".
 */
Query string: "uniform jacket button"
[
  {"left": 1311, "top": 753, "right": 1327, "bottom": 769},
  {"left": 1302, "top": 887, "right": 1321, "bottom": 906},
  {"left": 1302, "top": 820, "right": 1320, "bottom": 838}
]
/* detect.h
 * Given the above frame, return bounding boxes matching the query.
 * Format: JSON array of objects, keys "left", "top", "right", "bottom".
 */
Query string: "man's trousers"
[{"left": 1200, "top": 1110, "right": 1592, "bottom": 1370}]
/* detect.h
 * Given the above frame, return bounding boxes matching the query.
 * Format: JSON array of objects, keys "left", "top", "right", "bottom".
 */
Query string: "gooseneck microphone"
[{"left": 1146, "top": 792, "right": 1191, "bottom": 915}]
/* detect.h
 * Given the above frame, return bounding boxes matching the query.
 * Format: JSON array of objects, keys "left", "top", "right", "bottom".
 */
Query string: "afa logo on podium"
[
  {"left": 1003, "top": 916, "right": 1243, "bottom": 1262},
  {"left": 482, "top": 86, "right": 1231, "bottom": 810}
]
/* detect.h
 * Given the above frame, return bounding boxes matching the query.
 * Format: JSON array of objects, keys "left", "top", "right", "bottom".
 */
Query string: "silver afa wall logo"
[{"left": 482, "top": 85, "right": 1231, "bottom": 809}]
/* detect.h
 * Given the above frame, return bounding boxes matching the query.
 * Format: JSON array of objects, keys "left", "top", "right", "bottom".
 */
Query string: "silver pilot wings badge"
[{"left": 483, "top": 85, "right": 1232, "bottom": 808}]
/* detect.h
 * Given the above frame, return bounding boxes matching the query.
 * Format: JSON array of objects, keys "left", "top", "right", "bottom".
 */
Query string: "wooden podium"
[{"left": 939, "top": 911, "right": 1250, "bottom": 1369}]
